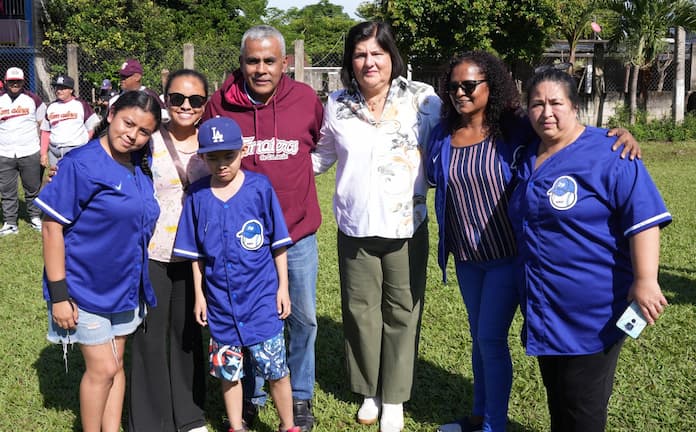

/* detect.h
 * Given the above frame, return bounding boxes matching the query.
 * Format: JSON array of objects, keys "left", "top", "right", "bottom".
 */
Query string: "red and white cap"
[{"left": 5, "top": 67, "right": 25, "bottom": 81}]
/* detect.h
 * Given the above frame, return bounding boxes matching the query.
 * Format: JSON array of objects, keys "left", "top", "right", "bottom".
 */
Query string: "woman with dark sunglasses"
[
  {"left": 426, "top": 52, "right": 640, "bottom": 432},
  {"left": 128, "top": 69, "right": 211, "bottom": 432}
]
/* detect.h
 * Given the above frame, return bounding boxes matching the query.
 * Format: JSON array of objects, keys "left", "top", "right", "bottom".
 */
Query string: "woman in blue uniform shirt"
[
  {"left": 508, "top": 69, "right": 671, "bottom": 432},
  {"left": 35, "top": 91, "right": 162, "bottom": 432},
  {"left": 427, "top": 52, "right": 641, "bottom": 432}
]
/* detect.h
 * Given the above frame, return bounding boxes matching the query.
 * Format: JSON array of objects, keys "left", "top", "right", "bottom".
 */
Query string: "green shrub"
[{"left": 607, "top": 105, "right": 696, "bottom": 141}]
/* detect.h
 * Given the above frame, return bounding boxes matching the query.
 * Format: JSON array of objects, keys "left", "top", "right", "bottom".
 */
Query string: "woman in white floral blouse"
[{"left": 312, "top": 21, "right": 441, "bottom": 432}]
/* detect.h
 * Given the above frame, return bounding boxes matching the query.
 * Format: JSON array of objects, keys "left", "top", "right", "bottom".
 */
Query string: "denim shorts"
[
  {"left": 209, "top": 331, "right": 289, "bottom": 383},
  {"left": 47, "top": 301, "right": 145, "bottom": 346}
]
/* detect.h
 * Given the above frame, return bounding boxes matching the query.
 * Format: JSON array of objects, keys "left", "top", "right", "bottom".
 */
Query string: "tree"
[
  {"left": 357, "top": 0, "right": 558, "bottom": 69},
  {"left": 553, "top": 0, "right": 597, "bottom": 69},
  {"left": 604, "top": 0, "right": 696, "bottom": 123},
  {"left": 266, "top": 0, "right": 356, "bottom": 66},
  {"left": 39, "top": 0, "right": 178, "bottom": 88}
]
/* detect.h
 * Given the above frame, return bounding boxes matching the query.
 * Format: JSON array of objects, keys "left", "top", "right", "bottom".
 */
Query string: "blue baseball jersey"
[
  {"left": 508, "top": 127, "right": 671, "bottom": 356},
  {"left": 35, "top": 139, "right": 160, "bottom": 313},
  {"left": 173, "top": 171, "right": 293, "bottom": 347}
]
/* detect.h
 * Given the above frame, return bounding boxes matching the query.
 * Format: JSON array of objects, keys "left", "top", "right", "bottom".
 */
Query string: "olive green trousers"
[{"left": 337, "top": 222, "right": 428, "bottom": 404}]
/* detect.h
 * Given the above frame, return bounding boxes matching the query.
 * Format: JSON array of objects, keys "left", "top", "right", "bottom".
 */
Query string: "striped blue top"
[{"left": 445, "top": 137, "right": 516, "bottom": 262}]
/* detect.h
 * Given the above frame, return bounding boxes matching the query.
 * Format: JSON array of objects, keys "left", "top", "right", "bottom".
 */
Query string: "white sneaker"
[
  {"left": 187, "top": 427, "right": 209, "bottom": 432},
  {"left": 30, "top": 217, "right": 42, "bottom": 231},
  {"left": 357, "top": 396, "right": 380, "bottom": 425},
  {"left": 0, "top": 223, "right": 18, "bottom": 236},
  {"left": 380, "top": 403, "right": 404, "bottom": 432}
]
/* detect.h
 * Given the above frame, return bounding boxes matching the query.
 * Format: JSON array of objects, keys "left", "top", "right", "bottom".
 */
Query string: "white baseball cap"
[{"left": 5, "top": 67, "right": 24, "bottom": 81}]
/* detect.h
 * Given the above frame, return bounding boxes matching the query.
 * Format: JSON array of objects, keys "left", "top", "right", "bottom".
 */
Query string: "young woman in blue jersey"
[
  {"left": 427, "top": 52, "right": 641, "bottom": 432},
  {"left": 36, "top": 91, "right": 161, "bottom": 432},
  {"left": 509, "top": 69, "right": 670, "bottom": 432},
  {"left": 128, "top": 69, "right": 210, "bottom": 432}
]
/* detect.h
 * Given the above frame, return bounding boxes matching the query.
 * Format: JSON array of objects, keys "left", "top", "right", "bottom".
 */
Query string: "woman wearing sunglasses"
[
  {"left": 426, "top": 52, "right": 640, "bottom": 432},
  {"left": 128, "top": 69, "right": 211, "bottom": 432}
]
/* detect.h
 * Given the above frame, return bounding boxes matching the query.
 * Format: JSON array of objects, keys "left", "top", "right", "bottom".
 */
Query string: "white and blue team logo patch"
[
  {"left": 237, "top": 219, "right": 264, "bottom": 250},
  {"left": 547, "top": 175, "right": 578, "bottom": 210}
]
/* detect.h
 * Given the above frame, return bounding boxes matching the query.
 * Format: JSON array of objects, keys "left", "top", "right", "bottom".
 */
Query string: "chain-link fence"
[
  {"left": 5, "top": 36, "right": 694, "bottom": 122},
  {"left": 38, "top": 42, "right": 241, "bottom": 106},
  {"left": 33, "top": 39, "right": 348, "bottom": 107}
]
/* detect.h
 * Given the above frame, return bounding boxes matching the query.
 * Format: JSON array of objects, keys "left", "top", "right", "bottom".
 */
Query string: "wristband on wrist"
[{"left": 47, "top": 279, "right": 70, "bottom": 303}]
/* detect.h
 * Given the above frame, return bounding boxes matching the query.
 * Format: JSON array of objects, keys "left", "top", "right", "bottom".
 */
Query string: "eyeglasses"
[
  {"left": 446, "top": 80, "right": 487, "bottom": 95},
  {"left": 168, "top": 93, "right": 206, "bottom": 108}
]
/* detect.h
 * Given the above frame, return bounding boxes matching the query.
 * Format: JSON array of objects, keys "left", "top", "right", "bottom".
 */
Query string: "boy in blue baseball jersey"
[{"left": 173, "top": 117, "right": 299, "bottom": 432}]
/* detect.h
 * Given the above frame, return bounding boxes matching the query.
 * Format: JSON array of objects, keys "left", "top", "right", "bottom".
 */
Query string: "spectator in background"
[
  {"left": 110, "top": 58, "right": 169, "bottom": 122},
  {"left": 0, "top": 66, "right": 46, "bottom": 235},
  {"left": 40, "top": 74, "right": 100, "bottom": 168},
  {"left": 96, "top": 79, "right": 117, "bottom": 117}
]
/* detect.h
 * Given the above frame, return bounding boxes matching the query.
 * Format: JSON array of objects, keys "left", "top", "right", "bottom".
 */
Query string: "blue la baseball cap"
[{"left": 198, "top": 116, "right": 243, "bottom": 154}]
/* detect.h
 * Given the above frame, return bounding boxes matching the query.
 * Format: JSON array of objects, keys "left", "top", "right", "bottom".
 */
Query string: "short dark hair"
[
  {"left": 164, "top": 69, "right": 209, "bottom": 98},
  {"left": 440, "top": 51, "right": 520, "bottom": 138},
  {"left": 340, "top": 21, "right": 405, "bottom": 90},
  {"left": 525, "top": 68, "right": 580, "bottom": 109}
]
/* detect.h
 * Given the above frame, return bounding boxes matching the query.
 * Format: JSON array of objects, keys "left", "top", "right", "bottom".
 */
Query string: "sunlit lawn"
[{"left": 0, "top": 141, "right": 694, "bottom": 431}]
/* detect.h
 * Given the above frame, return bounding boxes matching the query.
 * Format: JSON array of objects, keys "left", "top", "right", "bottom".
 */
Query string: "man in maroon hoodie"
[{"left": 202, "top": 25, "right": 323, "bottom": 431}]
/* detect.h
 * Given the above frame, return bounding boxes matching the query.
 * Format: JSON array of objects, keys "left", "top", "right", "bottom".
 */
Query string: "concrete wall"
[{"left": 578, "top": 91, "right": 686, "bottom": 126}]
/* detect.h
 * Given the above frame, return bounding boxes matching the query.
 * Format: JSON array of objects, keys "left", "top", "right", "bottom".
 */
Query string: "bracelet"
[{"left": 47, "top": 279, "right": 70, "bottom": 303}]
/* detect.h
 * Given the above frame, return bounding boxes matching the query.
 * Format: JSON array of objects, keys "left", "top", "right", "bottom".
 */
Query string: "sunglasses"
[
  {"left": 6, "top": 81, "right": 24, "bottom": 87},
  {"left": 446, "top": 80, "right": 487, "bottom": 95},
  {"left": 168, "top": 93, "right": 206, "bottom": 108}
]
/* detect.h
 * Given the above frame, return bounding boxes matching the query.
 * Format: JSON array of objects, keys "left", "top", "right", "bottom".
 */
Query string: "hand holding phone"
[{"left": 616, "top": 301, "right": 648, "bottom": 339}]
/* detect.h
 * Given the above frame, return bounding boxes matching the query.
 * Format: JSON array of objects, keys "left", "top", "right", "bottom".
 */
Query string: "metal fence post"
[
  {"left": 67, "top": 43, "right": 79, "bottom": 97},
  {"left": 673, "top": 27, "right": 685, "bottom": 124},
  {"left": 294, "top": 40, "right": 304, "bottom": 83},
  {"left": 184, "top": 43, "right": 195, "bottom": 70}
]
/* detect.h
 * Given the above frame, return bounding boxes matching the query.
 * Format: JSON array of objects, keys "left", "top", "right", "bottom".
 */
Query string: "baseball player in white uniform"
[
  {"left": 0, "top": 66, "right": 46, "bottom": 235},
  {"left": 40, "top": 74, "right": 100, "bottom": 168}
]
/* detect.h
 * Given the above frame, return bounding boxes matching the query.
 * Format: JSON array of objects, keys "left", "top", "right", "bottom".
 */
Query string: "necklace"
[{"left": 365, "top": 95, "right": 386, "bottom": 112}]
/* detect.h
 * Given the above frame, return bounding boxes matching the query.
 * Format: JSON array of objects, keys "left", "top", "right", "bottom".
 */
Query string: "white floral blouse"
[{"left": 313, "top": 76, "right": 441, "bottom": 238}]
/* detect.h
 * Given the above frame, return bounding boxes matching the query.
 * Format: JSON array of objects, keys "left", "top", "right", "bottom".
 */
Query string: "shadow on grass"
[
  {"left": 315, "top": 316, "right": 535, "bottom": 431},
  {"left": 34, "top": 344, "right": 84, "bottom": 431},
  {"left": 659, "top": 266, "right": 696, "bottom": 305}
]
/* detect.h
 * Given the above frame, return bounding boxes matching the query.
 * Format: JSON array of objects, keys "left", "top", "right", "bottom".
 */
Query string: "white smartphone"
[{"left": 616, "top": 301, "right": 648, "bottom": 339}]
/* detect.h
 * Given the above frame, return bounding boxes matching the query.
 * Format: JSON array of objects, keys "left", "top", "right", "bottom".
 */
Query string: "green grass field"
[{"left": 0, "top": 141, "right": 694, "bottom": 431}]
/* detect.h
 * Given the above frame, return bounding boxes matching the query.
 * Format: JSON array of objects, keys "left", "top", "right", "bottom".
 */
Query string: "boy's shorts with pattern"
[{"left": 209, "top": 330, "right": 289, "bottom": 383}]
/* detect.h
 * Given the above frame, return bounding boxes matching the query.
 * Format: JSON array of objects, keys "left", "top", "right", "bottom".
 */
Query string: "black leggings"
[{"left": 537, "top": 339, "right": 624, "bottom": 432}]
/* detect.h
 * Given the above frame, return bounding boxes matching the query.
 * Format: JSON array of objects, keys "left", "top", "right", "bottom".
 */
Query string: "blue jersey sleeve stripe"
[
  {"left": 271, "top": 237, "right": 293, "bottom": 249},
  {"left": 623, "top": 212, "right": 672, "bottom": 236},
  {"left": 172, "top": 248, "right": 202, "bottom": 259},
  {"left": 34, "top": 198, "right": 72, "bottom": 225}
]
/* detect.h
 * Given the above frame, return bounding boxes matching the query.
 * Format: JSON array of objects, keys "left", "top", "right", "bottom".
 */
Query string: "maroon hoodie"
[{"left": 203, "top": 71, "right": 323, "bottom": 242}]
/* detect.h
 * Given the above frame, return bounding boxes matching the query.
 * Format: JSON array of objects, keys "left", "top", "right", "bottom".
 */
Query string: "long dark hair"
[
  {"left": 340, "top": 21, "right": 405, "bottom": 90},
  {"left": 93, "top": 91, "right": 162, "bottom": 176},
  {"left": 163, "top": 69, "right": 209, "bottom": 98},
  {"left": 440, "top": 51, "right": 520, "bottom": 138},
  {"left": 93, "top": 90, "right": 162, "bottom": 137}
]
